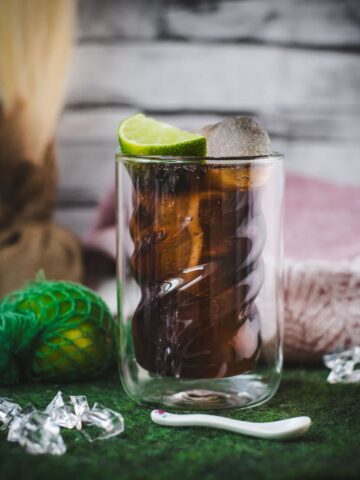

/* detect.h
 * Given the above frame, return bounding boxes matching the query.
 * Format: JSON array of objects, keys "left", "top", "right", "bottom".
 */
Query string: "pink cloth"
[
  {"left": 285, "top": 174, "right": 360, "bottom": 261},
  {"left": 84, "top": 188, "right": 116, "bottom": 259},
  {"left": 283, "top": 174, "right": 360, "bottom": 361},
  {"left": 85, "top": 173, "right": 360, "bottom": 363}
]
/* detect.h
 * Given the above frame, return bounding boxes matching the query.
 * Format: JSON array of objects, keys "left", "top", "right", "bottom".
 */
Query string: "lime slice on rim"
[{"left": 118, "top": 113, "right": 207, "bottom": 156}]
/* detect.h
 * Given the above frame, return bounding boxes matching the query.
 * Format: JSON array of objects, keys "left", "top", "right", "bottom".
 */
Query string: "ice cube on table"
[
  {"left": 70, "top": 395, "right": 90, "bottom": 430},
  {"left": 45, "top": 391, "right": 78, "bottom": 430},
  {"left": 14, "top": 411, "right": 66, "bottom": 455},
  {"left": 7, "top": 404, "right": 37, "bottom": 442},
  {"left": 70, "top": 395, "right": 90, "bottom": 418},
  {"left": 81, "top": 403, "right": 125, "bottom": 442},
  {"left": 47, "top": 403, "right": 79, "bottom": 430},
  {"left": 324, "top": 346, "right": 360, "bottom": 384},
  {"left": 45, "top": 391, "right": 65, "bottom": 412},
  {"left": 7, "top": 404, "right": 66, "bottom": 455},
  {"left": 1, "top": 392, "right": 125, "bottom": 454},
  {"left": 0, "top": 399, "right": 22, "bottom": 430},
  {"left": 202, "top": 117, "right": 272, "bottom": 158}
]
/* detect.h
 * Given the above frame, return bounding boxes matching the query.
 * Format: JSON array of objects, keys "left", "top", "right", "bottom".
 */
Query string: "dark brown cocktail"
[{"left": 127, "top": 160, "right": 266, "bottom": 379}]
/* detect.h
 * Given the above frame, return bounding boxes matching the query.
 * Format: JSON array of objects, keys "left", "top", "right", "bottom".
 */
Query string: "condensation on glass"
[{"left": 116, "top": 154, "right": 284, "bottom": 410}]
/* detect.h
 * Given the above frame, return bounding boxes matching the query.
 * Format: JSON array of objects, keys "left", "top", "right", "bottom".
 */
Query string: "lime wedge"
[{"left": 118, "top": 113, "right": 206, "bottom": 156}]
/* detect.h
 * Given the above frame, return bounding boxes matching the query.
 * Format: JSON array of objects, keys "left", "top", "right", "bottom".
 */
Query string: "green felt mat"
[{"left": 0, "top": 368, "right": 359, "bottom": 480}]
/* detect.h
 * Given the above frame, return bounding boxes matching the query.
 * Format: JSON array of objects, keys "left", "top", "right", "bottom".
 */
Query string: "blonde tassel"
[{"left": 0, "top": 0, "right": 76, "bottom": 164}]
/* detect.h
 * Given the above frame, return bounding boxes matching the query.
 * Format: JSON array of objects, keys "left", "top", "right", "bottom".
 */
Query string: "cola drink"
[{"left": 127, "top": 160, "right": 267, "bottom": 379}]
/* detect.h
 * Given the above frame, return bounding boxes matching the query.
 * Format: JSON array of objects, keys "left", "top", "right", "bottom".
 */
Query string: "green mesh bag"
[{"left": 0, "top": 281, "right": 116, "bottom": 385}]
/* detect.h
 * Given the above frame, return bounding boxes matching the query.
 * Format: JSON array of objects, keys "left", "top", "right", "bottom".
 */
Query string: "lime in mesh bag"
[{"left": 0, "top": 280, "right": 115, "bottom": 385}]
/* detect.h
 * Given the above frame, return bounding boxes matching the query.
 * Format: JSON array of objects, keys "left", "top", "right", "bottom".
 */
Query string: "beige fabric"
[
  {"left": 284, "top": 258, "right": 360, "bottom": 363},
  {"left": 0, "top": 111, "right": 83, "bottom": 298},
  {"left": 0, "top": 110, "right": 57, "bottom": 228},
  {"left": 0, "top": 222, "right": 83, "bottom": 298}
]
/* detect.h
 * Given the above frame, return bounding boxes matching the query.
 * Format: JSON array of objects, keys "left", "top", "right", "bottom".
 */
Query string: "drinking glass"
[{"left": 116, "top": 154, "right": 284, "bottom": 410}]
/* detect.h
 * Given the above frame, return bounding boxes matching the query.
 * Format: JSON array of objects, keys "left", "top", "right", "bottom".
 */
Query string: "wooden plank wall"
[{"left": 56, "top": 0, "right": 360, "bottom": 236}]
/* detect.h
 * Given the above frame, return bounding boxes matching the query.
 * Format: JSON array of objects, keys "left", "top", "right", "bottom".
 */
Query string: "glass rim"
[{"left": 115, "top": 151, "right": 283, "bottom": 165}]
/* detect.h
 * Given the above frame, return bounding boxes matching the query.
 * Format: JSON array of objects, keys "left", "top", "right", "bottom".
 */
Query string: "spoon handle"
[{"left": 151, "top": 410, "right": 311, "bottom": 441}]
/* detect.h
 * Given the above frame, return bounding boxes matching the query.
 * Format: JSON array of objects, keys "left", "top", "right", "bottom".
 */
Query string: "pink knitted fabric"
[
  {"left": 284, "top": 174, "right": 360, "bottom": 362},
  {"left": 85, "top": 173, "right": 360, "bottom": 363}
]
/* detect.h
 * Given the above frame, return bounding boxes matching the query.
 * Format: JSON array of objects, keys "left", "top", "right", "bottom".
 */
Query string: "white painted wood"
[
  {"left": 57, "top": 141, "right": 116, "bottom": 201},
  {"left": 58, "top": 108, "right": 360, "bottom": 143},
  {"left": 55, "top": 207, "right": 96, "bottom": 238},
  {"left": 77, "top": 0, "right": 360, "bottom": 47},
  {"left": 66, "top": 43, "right": 360, "bottom": 112},
  {"left": 54, "top": 135, "right": 360, "bottom": 237},
  {"left": 162, "top": 0, "right": 360, "bottom": 47},
  {"left": 55, "top": 109, "right": 360, "bottom": 210},
  {"left": 53, "top": 0, "right": 360, "bottom": 238},
  {"left": 77, "top": 0, "right": 160, "bottom": 40},
  {"left": 55, "top": 134, "right": 360, "bottom": 237},
  {"left": 281, "top": 139, "right": 360, "bottom": 185},
  {"left": 57, "top": 109, "right": 222, "bottom": 142},
  {"left": 56, "top": 137, "right": 360, "bottom": 202}
]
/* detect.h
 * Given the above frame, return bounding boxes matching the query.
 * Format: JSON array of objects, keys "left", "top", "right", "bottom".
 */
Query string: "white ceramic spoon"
[{"left": 151, "top": 410, "right": 311, "bottom": 441}]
